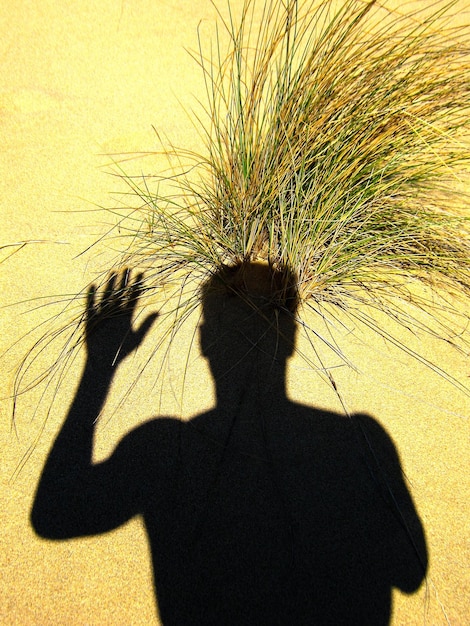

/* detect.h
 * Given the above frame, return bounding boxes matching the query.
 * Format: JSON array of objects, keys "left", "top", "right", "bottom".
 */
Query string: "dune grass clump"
[
  {"left": 110, "top": 0, "right": 470, "bottom": 380},
  {"left": 12, "top": 0, "right": 470, "bottom": 425}
]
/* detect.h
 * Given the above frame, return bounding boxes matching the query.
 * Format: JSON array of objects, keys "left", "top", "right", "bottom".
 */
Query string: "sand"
[{"left": 0, "top": 1, "right": 468, "bottom": 624}]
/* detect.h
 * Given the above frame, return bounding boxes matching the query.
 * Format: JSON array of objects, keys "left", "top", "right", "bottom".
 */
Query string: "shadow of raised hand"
[{"left": 85, "top": 269, "right": 158, "bottom": 368}]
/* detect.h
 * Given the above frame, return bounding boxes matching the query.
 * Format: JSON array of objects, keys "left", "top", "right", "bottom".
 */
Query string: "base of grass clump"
[{"left": 205, "top": 260, "right": 300, "bottom": 313}]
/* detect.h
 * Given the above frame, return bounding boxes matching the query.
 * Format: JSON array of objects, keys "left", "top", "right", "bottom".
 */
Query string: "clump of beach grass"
[
  {"left": 12, "top": 0, "right": 470, "bottom": 430},
  {"left": 111, "top": 0, "right": 470, "bottom": 385}
]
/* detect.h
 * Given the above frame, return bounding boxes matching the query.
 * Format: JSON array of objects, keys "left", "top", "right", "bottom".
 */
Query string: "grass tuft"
[
  {"left": 113, "top": 1, "right": 470, "bottom": 379},
  {"left": 11, "top": 0, "right": 470, "bottom": 431}
]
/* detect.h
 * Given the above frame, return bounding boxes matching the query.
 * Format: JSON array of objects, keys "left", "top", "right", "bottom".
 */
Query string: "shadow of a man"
[{"left": 31, "top": 264, "right": 427, "bottom": 625}]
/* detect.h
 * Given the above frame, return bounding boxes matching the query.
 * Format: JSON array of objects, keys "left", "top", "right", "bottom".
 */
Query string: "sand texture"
[{"left": 1, "top": 2, "right": 469, "bottom": 624}]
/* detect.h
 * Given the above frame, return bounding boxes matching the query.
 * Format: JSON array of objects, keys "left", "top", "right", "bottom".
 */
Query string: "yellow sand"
[{"left": 1, "top": 2, "right": 468, "bottom": 624}]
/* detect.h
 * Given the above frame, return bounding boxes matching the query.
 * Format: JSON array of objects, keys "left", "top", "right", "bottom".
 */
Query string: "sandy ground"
[{"left": 0, "top": 1, "right": 469, "bottom": 624}]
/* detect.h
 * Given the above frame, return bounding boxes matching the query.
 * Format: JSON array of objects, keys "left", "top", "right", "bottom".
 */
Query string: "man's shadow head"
[{"left": 198, "top": 261, "right": 300, "bottom": 394}]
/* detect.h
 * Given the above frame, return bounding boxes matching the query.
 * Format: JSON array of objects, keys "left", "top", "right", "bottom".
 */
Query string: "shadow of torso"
[{"left": 121, "top": 401, "right": 426, "bottom": 625}]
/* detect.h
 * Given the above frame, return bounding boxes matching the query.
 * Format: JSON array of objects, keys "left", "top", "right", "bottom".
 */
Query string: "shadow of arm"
[
  {"left": 354, "top": 413, "right": 428, "bottom": 593},
  {"left": 31, "top": 271, "right": 161, "bottom": 539},
  {"left": 31, "top": 414, "right": 176, "bottom": 539},
  {"left": 30, "top": 362, "right": 140, "bottom": 538}
]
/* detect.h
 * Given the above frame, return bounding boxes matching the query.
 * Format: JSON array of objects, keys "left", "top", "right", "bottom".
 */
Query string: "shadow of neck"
[{"left": 207, "top": 356, "right": 290, "bottom": 447}]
